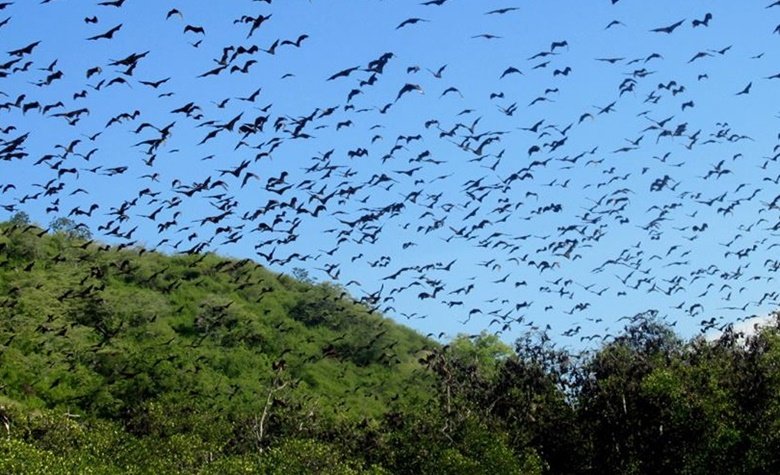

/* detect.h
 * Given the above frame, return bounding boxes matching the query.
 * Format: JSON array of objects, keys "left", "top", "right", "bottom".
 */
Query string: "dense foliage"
[{"left": 1, "top": 220, "right": 779, "bottom": 473}]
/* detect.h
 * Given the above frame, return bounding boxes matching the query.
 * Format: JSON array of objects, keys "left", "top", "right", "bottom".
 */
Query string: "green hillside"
[
  {"left": 2, "top": 218, "right": 780, "bottom": 474},
  {"left": 0, "top": 220, "right": 442, "bottom": 473}
]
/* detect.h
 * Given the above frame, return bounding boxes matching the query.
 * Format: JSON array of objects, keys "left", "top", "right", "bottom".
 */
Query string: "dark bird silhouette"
[
  {"left": 327, "top": 66, "right": 360, "bottom": 81},
  {"left": 692, "top": 13, "right": 713, "bottom": 27},
  {"left": 650, "top": 19, "right": 685, "bottom": 33},
  {"left": 500, "top": 66, "right": 522, "bottom": 78},
  {"left": 440, "top": 86, "right": 462, "bottom": 98},
  {"left": 235, "top": 14, "right": 272, "bottom": 38},
  {"left": 9, "top": 41, "right": 41, "bottom": 57},
  {"left": 688, "top": 51, "right": 711, "bottom": 63},
  {"left": 198, "top": 65, "right": 227, "bottom": 78},
  {"left": 184, "top": 24, "right": 205, "bottom": 35},
  {"left": 486, "top": 7, "right": 519, "bottom": 15},
  {"left": 427, "top": 64, "right": 447, "bottom": 78},
  {"left": 395, "top": 83, "right": 423, "bottom": 102},
  {"left": 281, "top": 34, "right": 308, "bottom": 48},
  {"left": 396, "top": 17, "right": 429, "bottom": 29},
  {"left": 86, "top": 23, "right": 122, "bottom": 40},
  {"left": 139, "top": 77, "right": 170, "bottom": 88},
  {"left": 109, "top": 50, "right": 149, "bottom": 67},
  {"left": 166, "top": 8, "right": 183, "bottom": 19},
  {"left": 735, "top": 82, "right": 752, "bottom": 95},
  {"left": 86, "top": 66, "right": 102, "bottom": 78}
]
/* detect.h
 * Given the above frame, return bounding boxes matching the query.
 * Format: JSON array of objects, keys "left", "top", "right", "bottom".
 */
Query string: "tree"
[
  {"left": 9, "top": 211, "right": 30, "bottom": 226},
  {"left": 292, "top": 267, "right": 313, "bottom": 284},
  {"left": 576, "top": 313, "right": 685, "bottom": 473},
  {"left": 49, "top": 217, "right": 92, "bottom": 240}
]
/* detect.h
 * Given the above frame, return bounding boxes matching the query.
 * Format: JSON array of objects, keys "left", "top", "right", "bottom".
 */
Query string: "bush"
[{"left": 260, "top": 438, "right": 364, "bottom": 474}]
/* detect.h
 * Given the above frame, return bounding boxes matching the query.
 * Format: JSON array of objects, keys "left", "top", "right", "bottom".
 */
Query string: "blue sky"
[{"left": 1, "top": 0, "right": 779, "bottom": 347}]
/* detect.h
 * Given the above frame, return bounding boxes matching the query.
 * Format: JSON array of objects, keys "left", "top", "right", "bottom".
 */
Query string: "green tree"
[
  {"left": 49, "top": 217, "right": 91, "bottom": 240},
  {"left": 576, "top": 313, "right": 685, "bottom": 474},
  {"left": 9, "top": 211, "right": 30, "bottom": 226}
]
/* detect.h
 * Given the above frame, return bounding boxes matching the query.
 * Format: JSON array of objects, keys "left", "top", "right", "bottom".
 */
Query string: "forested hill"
[
  {"left": 2, "top": 219, "right": 780, "bottom": 474},
  {"left": 0, "top": 219, "right": 439, "bottom": 472},
  {"left": 0, "top": 218, "right": 434, "bottom": 411}
]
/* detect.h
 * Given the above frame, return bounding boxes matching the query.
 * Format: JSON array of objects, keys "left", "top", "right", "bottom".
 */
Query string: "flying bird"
[
  {"left": 396, "top": 18, "right": 429, "bottom": 29},
  {"left": 485, "top": 7, "right": 519, "bottom": 15},
  {"left": 184, "top": 24, "right": 205, "bottom": 35},
  {"left": 281, "top": 34, "right": 309, "bottom": 48},
  {"left": 327, "top": 66, "right": 361, "bottom": 81},
  {"left": 500, "top": 66, "right": 522, "bottom": 78},
  {"left": 735, "top": 82, "right": 752, "bottom": 95},
  {"left": 650, "top": 19, "right": 685, "bottom": 33},
  {"left": 86, "top": 23, "right": 122, "bottom": 40},
  {"left": 139, "top": 77, "right": 171, "bottom": 88},
  {"left": 8, "top": 41, "right": 41, "bottom": 57},
  {"left": 427, "top": 64, "right": 447, "bottom": 78},
  {"left": 395, "top": 83, "right": 424, "bottom": 102},
  {"left": 166, "top": 8, "right": 183, "bottom": 19},
  {"left": 692, "top": 13, "right": 713, "bottom": 27},
  {"left": 550, "top": 40, "right": 568, "bottom": 52}
]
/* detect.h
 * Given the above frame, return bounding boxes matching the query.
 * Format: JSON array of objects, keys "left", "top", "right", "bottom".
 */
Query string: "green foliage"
[
  {"left": 3, "top": 223, "right": 780, "bottom": 473},
  {"left": 291, "top": 267, "right": 313, "bottom": 284},
  {"left": 449, "top": 331, "right": 513, "bottom": 379},
  {"left": 260, "top": 438, "right": 364, "bottom": 474},
  {"left": 8, "top": 211, "right": 30, "bottom": 226},
  {"left": 49, "top": 217, "right": 92, "bottom": 240}
]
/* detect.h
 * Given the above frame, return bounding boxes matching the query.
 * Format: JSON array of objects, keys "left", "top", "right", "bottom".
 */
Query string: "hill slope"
[
  {"left": 5, "top": 219, "right": 780, "bottom": 475},
  {"left": 0, "top": 220, "right": 445, "bottom": 473}
]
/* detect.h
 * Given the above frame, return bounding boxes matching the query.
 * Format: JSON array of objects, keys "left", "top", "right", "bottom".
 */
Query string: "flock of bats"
[{"left": 1, "top": 0, "right": 780, "bottom": 345}]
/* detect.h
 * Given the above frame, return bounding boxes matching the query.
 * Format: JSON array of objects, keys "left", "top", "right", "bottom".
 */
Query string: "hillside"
[
  {"left": 3, "top": 219, "right": 780, "bottom": 474},
  {"left": 0, "top": 220, "right": 440, "bottom": 473}
]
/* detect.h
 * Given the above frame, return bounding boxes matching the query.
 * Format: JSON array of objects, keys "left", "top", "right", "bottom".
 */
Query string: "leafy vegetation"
[{"left": 1, "top": 219, "right": 780, "bottom": 473}]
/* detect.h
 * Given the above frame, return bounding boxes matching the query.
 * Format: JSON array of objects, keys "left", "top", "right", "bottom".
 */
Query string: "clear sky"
[{"left": 1, "top": 0, "right": 779, "bottom": 347}]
